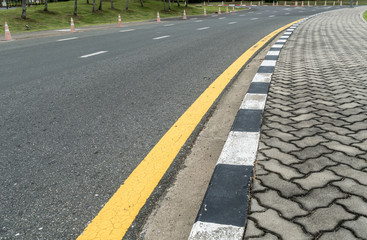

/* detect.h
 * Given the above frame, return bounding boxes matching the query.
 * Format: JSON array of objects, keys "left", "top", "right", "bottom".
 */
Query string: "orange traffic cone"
[
  {"left": 340, "top": 0, "right": 342, "bottom": 5},
  {"left": 333, "top": 1, "right": 335, "bottom": 5},
  {"left": 315, "top": 0, "right": 317, "bottom": 5},
  {"left": 204, "top": 8, "right": 207, "bottom": 16},
  {"left": 324, "top": 0, "right": 326, "bottom": 5},
  {"left": 356, "top": 0, "right": 358, "bottom": 5},
  {"left": 222, "top": 1, "right": 224, "bottom": 5},
  {"left": 284, "top": 0, "right": 286, "bottom": 5},
  {"left": 295, "top": 1, "right": 298, "bottom": 6},
  {"left": 301, "top": 1, "right": 304, "bottom": 6},
  {"left": 157, "top": 11, "right": 161, "bottom": 23},
  {"left": 183, "top": 9, "right": 187, "bottom": 19},
  {"left": 118, "top": 14, "right": 122, "bottom": 27},
  {"left": 241, "top": 1, "right": 243, "bottom": 5},
  {"left": 258, "top": 1, "right": 260, "bottom": 5},
  {"left": 70, "top": 17, "right": 76, "bottom": 32},
  {"left": 218, "top": 7, "right": 222, "bottom": 14},
  {"left": 226, "top": 6, "right": 229, "bottom": 13},
  {"left": 203, "top": 1, "right": 206, "bottom": 5},
  {"left": 4, "top": 22, "right": 12, "bottom": 41},
  {"left": 250, "top": 1, "right": 253, "bottom": 5},
  {"left": 232, "top": 6, "right": 235, "bottom": 11},
  {"left": 272, "top": 1, "right": 275, "bottom": 5},
  {"left": 308, "top": 0, "right": 310, "bottom": 6}
]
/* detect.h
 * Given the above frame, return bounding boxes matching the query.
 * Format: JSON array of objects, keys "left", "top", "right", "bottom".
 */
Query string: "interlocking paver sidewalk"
[{"left": 244, "top": 7, "right": 367, "bottom": 239}]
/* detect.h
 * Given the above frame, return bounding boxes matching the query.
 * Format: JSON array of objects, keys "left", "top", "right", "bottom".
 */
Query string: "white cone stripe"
[{"left": 189, "top": 221, "right": 244, "bottom": 240}]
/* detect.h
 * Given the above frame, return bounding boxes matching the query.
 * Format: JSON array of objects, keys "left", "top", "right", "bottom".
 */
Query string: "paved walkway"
[{"left": 244, "top": 7, "right": 367, "bottom": 239}]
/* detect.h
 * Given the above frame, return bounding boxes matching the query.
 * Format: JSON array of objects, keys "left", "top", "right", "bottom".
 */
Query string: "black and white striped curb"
[{"left": 188, "top": 16, "right": 317, "bottom": 240}]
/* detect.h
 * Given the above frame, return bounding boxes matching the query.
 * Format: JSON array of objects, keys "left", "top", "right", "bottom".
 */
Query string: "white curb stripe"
[
  {"left": 267, "top": 51, "right": 281, "bottom": 56},
  {"left": 189, "top": 221, "right": 244, "bottom": 240},
  {"left": 252, "top": 73, "right": 272, "bottom": 83},
  {"left": 240, "top": 93, "right": 267, "bottom": 110},
  {"left": 272, "top": 44, "right": 284, "bottom": 48},
  {"left": 217, "top": 131, "right": 260, "bottom": 166},
  {"left": 261, "top": 60, "right": 277, "bottom": 67}
]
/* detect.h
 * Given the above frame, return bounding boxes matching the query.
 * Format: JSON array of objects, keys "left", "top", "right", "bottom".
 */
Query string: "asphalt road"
[{"left": 0, "top": 6, "right": 337, "bottom": 239}]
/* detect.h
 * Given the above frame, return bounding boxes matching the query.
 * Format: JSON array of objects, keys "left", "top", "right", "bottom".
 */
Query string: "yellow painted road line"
[{"left": 77, "top": 19, "right": 301, "bottom": 240}]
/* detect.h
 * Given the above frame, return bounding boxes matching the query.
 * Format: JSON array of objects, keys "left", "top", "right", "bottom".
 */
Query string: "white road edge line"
[
  {"left": 119, "top": 29, "right": 135, "bottom": 32},
  {"left": 57, "top": 37, "right": 78, "bottom": 42},
  {"left": 153, "top": 35, "right": 171, "bottom": 40},
  {"left": 163, "top": 24, "right": 175, "bottom": 27},
  {"left": 228, "top": 22, "right": 237, "bottom": 24},
  {"left": 250, "top": 18, "right": 258, "bottom": 20},
  {"left": 269, "top": 15, "right": 275, "bottom": 17},
  {"left": 194, "top": 20, "right": 203, "bottom": 22},
  {"left": 197, "top": 27, "right": 210, "bottom": 30},
  {"left": 80, "top": 51, "right": 108, "bottom": 58}
]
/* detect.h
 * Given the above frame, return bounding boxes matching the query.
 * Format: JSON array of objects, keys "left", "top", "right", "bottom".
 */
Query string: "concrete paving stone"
[
  {"left": 263, "top": 137, "right": 300, "bottom": 152},
  {"left": 261, "top": 148, "right": 301, "bottom": 165},
  {"left": 314, "top": 117, "right": 350, "bottom": 127},
  {"left": 264, "top": 122, "right": 297, "bottom": 133},
  {"left": 312, "top": 99, "right": 337, "bottom": 107},
  {"left": 342, "top": 216, "right": 367, "bottom": 238},
  {"left": 337, "top": 102, "right": 361, "bottom": 110},
  {"left": 247, "top": 209, "right": 312, "bottom": 240},
  {"left": 245, "top": 219, "right": 264, "bottom": 238},
  {"left": 267, "top": 103, "right": 294, "bottom": 112},
  {"left": 341, "top": 114, "right": 367, "bottom": 124},
  {"left": 292, "top": 107, "right": 318, "bottom": 115},
  {"left": 255, "top": 163, "right": 269, "bottom": 176},
  {"left": 252, "top": 179, "right": 266, "bottom": 193},
  {"left": 329, "top": 165, "right": 367, "bottom": 185},
  {"left": 291, "top": 113, "right": 319, "bottom": 122},
  {"left": 293, "top": 185, "right": 348, "bottom": 211},
  {"left": 257, "top": 173, "right": 306, "bottom": 198},
  {"left": 352, "top": 139, "right": 367, "bottom": 151},
  {"left": 337, "top": 195, "right": 367, "bottom": 217},
  {"left": 294, "top": 204, "right": 355, "bottom": 235},
  {"left": 348, "top": 129, "right": 367, "bottom": 141},
  {"left": 293, "top": 170, "right": 342, "bottom": 191},
  {"left": 291, "top": 145, "right": 333, "bottom": 161},
  {"left": 259, "top": 160, "right": 303, "bottom": 180},
  {"left": 345, "top": 121, "right": 367, "bottom": 132},
  {"left": 312, "top": 110, "right": 345, "bottom": 120},
  {"left": 321, "top": 141, "right": 364, "bottom": 156},
  {"left": 266, "top": 109, "right": 295, "bottom": 119},
  {"left": 255, "top": 189, "right": 307, "bottom": 219},
  {"left": 325, "top": 152, "right": 367, "bottom": 169},
  {"left": 288, "top": 126, "right": 326, "bottom": 138},
  {"left": 291, "top": 156, "right": 337, "bottom": 174},
  {"left": 291, "top": 135, "right": 329, "bottom": 149},
  {"left": 266, "top": 115, "right": 295, "bottom": 125},
  {"left": 320, "top": 132, "right": 358, "bottom": 146},
  {"left": 250, "top": 197, "right": 266, "bottom": 212},
  {"left": 318, "top": 228, "right": 358, "bottom": 240},
  {"left": 290, "top": 119, "right": 321, "bottom": 129},
  {"left": 332, "top": 178, "right": 367, "bottom": 200},
  {"left": 262, "top": 129, "right": 298, "bottom": 142}
]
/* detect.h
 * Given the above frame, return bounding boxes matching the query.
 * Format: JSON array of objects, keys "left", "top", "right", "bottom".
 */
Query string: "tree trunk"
[
  {"left": 74, "top": 0, "right": 77, "bottom": 15},
  {"left": 176, "top": 0, "right": 180, "bottom": 6},
  {"left": 139, "top": 0, "right": 143, "bottom": 7},
  {"left": 163, "top": 0, "right": 166, "bottom": 10},
  {"left": 21, "top": 0, "right": 26, "bottom": 19},
  {"left": 168, "top": 0, "right": 171, "bottom": 9},
  {"left": 125, "top": 0, "right": 129, "bottom": 10},
  {"left": 86, "top": 0, "right": 89, "bottom": 4},
  {"left": 110, "top": 0, "right": 113, "bottom": 8},
  {"left": 92, "top": 0, "right": 96, "bottom": 12},
  {"left": 44, "top": 0, "right": 48, "bottom": 11},
  {"left": 185, "top": 0, "right": 187, "bottom": 7},
  {"left": 98, "top": 0, "right": 102, "bottom": 10}
]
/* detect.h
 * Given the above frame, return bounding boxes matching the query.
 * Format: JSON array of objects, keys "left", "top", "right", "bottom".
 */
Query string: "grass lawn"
[
  {"left": 0, "top": 0, "right": 366, "bottom": 34},
  {"left": 364, "top": 10, "right": 367, "bottom": 21},
  {"left": 0, "top": 0, "right": 240, "bottom": 34}
]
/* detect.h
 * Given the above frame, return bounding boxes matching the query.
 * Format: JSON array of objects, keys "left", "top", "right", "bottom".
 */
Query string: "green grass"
[
  {"left": 364, "top": 10, "right": 367, "bottom": 21},
  {"left": 1, "top": 0, "right": 365, "bottom": 34},
  {"left": 0, "top": 0, "right": 239, "bottom": 34}
]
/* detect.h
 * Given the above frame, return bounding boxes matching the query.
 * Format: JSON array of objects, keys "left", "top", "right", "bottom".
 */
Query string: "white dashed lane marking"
[
  {"left": 153, "top": 35, "right": 171, "bottom": 40},
  {"left": 57, "top": 37, "right": 78, "bottom": 42},
  {"left": 228, "top": 22, "right": 237, "bottom": 24},
  {"left": 163, "top": 24, "right": 175, "bottom": 27},
  {"left": 194, "top": 20, "right": 203, "bottom": 22},
  {"left": 197, "top": 27, "right": 210, "bottom": 30},
  {"left": 269, "top": 15, "right": 275, "bottom": 17},
  {"left": 219, "top": 17, "right": 226, "bottom": 19},
  {"left": 80, "top": 51, "right": 108, "bottom": 58},
  {"left": 251, "top": 18, "right": 258, "bottom": 20},
  {"left": 119, "top": 29, "right": 135, "bottom": 32}
]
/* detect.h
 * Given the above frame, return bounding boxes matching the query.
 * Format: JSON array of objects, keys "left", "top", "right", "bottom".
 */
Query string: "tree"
[
  {"left": 21, "top": 0, "right": 26, "bottom": 19},
  {"left": 86, "top": 0, "right": 89, "bottom": 4},
  {"left": 176, "top": 0, "right": 180, "bottom": 6},
  {"left": 110, "top": 0, "right": 114, "bottom": 8},
  {"left": 74, "top": 0, "right": 77, "bottom": 15},
  {"left": 163, "top": 0, "right": 166, "bottom": 10},
  {"left": 125, "top": 0, "right": 129, "bottom": 10},
  {"left": 92, "top": 0, "right": 96, "bottom": 12},
  {"left": 139, "top": 0, "right": 143, "bottom": 7},
  {"left": 44, "top": 0, "right": 48, "bottom": 11},
  {"left": 168, "top": 0, "right": 171, "bottom": 10},
  {"left": 98, "top": 0, "right": 102, "bottom": 10}
]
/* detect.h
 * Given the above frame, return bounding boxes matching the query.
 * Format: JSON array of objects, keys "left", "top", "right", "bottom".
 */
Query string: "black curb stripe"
[
  {"left": 257, "top": 66, "right": 275, "bottom": 73},
  {"left": 264, "top": 55, "right": 279, "bottom": 61},
  {"left": 269, "top": 47, "right": 283, "bottom": 51},
  {"left": 231, "top": 109, "right": 263, "bottom": 132},
  {"left": 248, "top": 82, "right": 270, "bottom": 94},
  {"left": 194, "top": 164, "right": 253, "bottom": 227}
]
